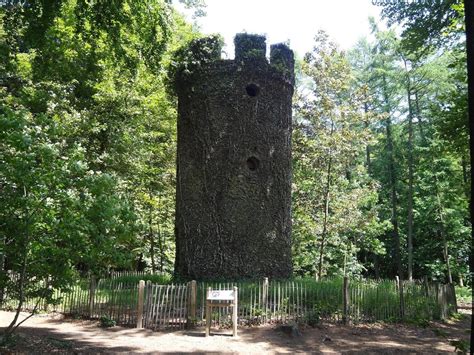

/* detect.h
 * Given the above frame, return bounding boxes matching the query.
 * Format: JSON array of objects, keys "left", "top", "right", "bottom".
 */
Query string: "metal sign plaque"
[{"left": 207, "top": 290, "right": 235, "bottom": 300}]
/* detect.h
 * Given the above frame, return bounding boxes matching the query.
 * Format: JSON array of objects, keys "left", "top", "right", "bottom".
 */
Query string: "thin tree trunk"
[
  {"left": 382, "top": 75, "right": 402, "bottom": 279},
  {"left": 374, "top": 254, "right": 381, "bottom": 279},
  {"left": 0, "top": 235, "right": 5, "bottom": 307},
  {"left": 461, "top": 155, "right": 468, "bottom": 186},
  {"left": 148, "top": 204, "right": 156, "bottom": 273},
  {"left": 436, "top": 190, "right": 453, "bottom": 284},
  {"left": 414, "top": 91, "right": 428, "bottom": 145},
  {"left": 404, "top": 58, "right": 415, "bottom": 281},
  {"left": 316, "top": 122, "right": 335, "bottom": 281},
  {"left": 461, "top": 155, "right": 470, "bottom": 201},
  {"left": 5, "top": 188, "right": 31, "bottom": 337},
  {"left": 439, "top": 229, "right": 453, "bottom": 284},
  {"left": 364, "top": 102, "right": 371, "bottom": 173},
  {"left": 158, "top": 226, "right": 164, "bottom": 273},
  {"left": 462, "top": 3, "right": 473, "bottom": 350},
  {"left": 317, "top": 154, "right": 332, "bottom": 281}
]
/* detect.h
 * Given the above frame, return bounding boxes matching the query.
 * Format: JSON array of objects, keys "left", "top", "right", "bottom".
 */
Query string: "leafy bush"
[
  {"left": 305, "top": 307, "right": 321, "bottom": 327},
  {"left": 99, "top": 316, "right": 116, "bottom": 328}
]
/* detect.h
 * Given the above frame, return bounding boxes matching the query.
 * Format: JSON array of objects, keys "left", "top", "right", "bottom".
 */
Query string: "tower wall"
[{"left": 175, "top": 34, "right": 294, "bottom": 279}]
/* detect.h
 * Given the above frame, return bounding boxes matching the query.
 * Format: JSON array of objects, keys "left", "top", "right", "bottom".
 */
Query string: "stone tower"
[{"left": 174, "top": 34, "right": 294, "bottom": 280}]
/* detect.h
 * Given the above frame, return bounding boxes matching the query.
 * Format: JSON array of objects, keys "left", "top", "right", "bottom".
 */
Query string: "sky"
[{"left": 178, "top": 0, "right": 383, "bottom": 59}]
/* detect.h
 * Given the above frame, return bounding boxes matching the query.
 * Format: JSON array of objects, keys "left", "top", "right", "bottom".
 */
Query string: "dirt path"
[{"left": 0, "top": 310, "right": 471, "bottom": 354}]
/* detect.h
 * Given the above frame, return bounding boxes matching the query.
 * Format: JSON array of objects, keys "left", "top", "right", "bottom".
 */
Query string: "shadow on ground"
[
  {"left": 0, "top": 310, "right": 471, "bottom": 353},
  {"left": 1, "top": 326, "right": 141, "bottom": 353}
]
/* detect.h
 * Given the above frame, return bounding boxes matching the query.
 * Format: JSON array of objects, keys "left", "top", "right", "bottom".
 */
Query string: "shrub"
[
  {"left": 99, "top": 316, "right": 116, "bottom": 328},
  {"left": 305, "top": 307, "right": 321, "bottom": 327}
]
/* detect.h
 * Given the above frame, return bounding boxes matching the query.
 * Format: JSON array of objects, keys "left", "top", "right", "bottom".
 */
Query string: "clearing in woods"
[{"left": 0, "top": 307, "right": 471, "bottom": 353}]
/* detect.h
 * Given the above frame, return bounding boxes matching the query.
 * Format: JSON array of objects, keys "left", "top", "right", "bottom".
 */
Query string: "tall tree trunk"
[
  {"left": 382, "top": 75, "right": 402, "bottom": 279},
  {"left": 462, "top": 0, "right": 474, "bottom": 290},
  {"left": 462, "top": 1, "right": 473, "bottom": 349},
  {"left": 404, "top": 59, "right": 415, "bottom": 281},
  {"left": 364, "top": 100, "right": 381, "bottom": 278}
]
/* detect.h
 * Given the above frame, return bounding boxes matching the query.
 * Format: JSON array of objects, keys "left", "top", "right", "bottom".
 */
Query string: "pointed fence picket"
[{"left": 143, "top": 283, "right": 188, "bottom": 330}]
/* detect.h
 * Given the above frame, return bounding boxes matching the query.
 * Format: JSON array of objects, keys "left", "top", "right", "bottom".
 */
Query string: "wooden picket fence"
[
  {"left": 1, "top": 276, "right": 458, "bottom": 331},
  {"left": 143, "top": 283, "right": 189, "bottom": 330}
]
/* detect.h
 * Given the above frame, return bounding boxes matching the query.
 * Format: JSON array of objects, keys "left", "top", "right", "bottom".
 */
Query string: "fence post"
[
  {"left": 343, "top": 276, "right": 349, "bottom": 324},
  {"left": 187, "top": 280, "right": 197, "bottom": 328},
  {"left": 88, "top": 275, "right": 96, "bottom": 319},
  {"left": 434, "top": 282, "right": 441, "bottom": 319},
  {"left": 144, "top": 280, "right": 152, "bottom": 328},
  {"left": 205, "top": 287, "right": 211, "bottom": 337},
  {"left": 262, "top": 277, "right": 268, "bottom": 322},
  {"left": 233, "top": 286, "right": 238, "bottom": 337},
  {"left": 396, "top": 276, "right": 405, "bottom": 319},
  {"left": 136, "top": 280, "right": 145, "bottom": 329},
  {"left": 423, "top": 275, "right": 429, "bottom": 296},
  {"left": 450, "top": 282, "right": 458, "bottom": 313}
]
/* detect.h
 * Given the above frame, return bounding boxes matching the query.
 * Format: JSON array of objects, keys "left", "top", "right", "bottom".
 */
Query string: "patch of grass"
[
  {"left": 406, "top": 317, "right": 430, "bottom": 328},
  {"left": 449, "top": 312, "right": 467, "bottom": 322},
  {"left": 47, "top": 337, "right": 73, "bottom": 349},
  {"left": 0, "top": 333, "right": 19, "bottom": 348},
  {"left": 455, "top": 286, "right": 472, "bottom": 303}
]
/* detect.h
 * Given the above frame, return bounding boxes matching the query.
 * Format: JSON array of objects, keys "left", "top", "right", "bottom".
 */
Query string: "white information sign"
[{"left": 207, "top": 290, "right": 235, "bottom": 301}]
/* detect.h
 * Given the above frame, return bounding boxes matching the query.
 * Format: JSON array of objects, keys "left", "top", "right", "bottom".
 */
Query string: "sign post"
[{"left": 205, "top": 286, "right": 238, "bottom": 337}]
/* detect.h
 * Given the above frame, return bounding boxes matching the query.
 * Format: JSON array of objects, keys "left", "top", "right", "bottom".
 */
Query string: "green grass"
[{"left": 455, "top": 286, "right": 472, "bottom": 303}]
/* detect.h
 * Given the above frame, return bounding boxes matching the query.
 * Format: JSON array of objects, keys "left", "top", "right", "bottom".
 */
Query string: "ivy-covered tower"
[{"left": 174, "top": 34, "right": 294, "bottom": 279}]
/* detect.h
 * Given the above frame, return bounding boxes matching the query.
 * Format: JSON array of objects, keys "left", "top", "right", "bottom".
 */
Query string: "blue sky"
[{"left": 177, "top": 0, "right": 382, "bottom": 58}]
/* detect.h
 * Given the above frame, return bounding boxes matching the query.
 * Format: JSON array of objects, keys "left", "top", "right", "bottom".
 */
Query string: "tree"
[
  {"left": 0, "top": 0, "right": 198, "bottom": 339},
  {"left": 378, "top": 0, "right": 472, "bottom": 290},
  {"left": 293, "top": 31, "right": 387, "bottom": 279}
]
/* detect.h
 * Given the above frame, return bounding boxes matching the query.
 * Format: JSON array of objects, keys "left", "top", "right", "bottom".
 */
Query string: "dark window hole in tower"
[
  {"left": 247, "top": 156, "right": 260, "bottom": 171},
  {"left": 246, "top": 84, "right": 260, "bottom": 97}
]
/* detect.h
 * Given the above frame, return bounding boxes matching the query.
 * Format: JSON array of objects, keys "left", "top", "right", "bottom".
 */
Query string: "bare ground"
[{"left": 0, "top": 307, "right": 471, "bottom": 354}]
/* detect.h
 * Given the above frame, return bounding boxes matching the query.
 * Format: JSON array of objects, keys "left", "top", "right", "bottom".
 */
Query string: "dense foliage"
[{"left": 0, "top": 0, "right": 199, "bottom": 335}]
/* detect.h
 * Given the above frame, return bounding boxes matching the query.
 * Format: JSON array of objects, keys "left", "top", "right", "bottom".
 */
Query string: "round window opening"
[
  {"left": 246, "top": 84, "right": 260, "bottom": 97},
  {"left": 247, "top": 156, "right": 260, "bottom": 171}
]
